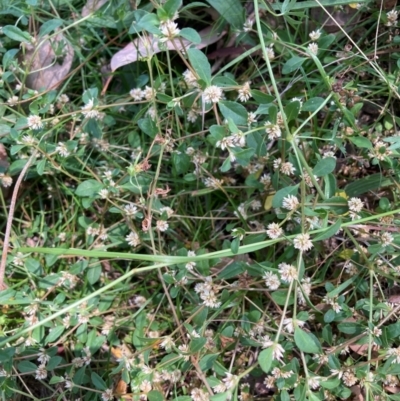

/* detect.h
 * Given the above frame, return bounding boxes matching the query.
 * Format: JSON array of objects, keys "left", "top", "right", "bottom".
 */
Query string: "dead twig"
[{"left": 0, "top": 152, "right": 37, "bottom": 290}]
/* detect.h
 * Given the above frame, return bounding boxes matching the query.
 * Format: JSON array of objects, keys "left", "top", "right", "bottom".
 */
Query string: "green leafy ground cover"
[{"left": 1, "top": 0, "right": 400, "bottom": 400}]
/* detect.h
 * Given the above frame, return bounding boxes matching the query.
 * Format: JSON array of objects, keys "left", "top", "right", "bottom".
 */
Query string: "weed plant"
[{"left": 1, "top": 0, "right": 400, "bottom": 400}]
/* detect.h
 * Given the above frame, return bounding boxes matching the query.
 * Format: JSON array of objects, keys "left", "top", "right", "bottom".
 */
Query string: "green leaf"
[
  {"left": 138, "top": 117, "right": 158, "bottom": 138},
  {"left": 3, "top": 25, "right": 32, "bottom": 43},
  {"left": 345, "top": 173, "right": 392, "bottom": 197},
  {"left": 46, "top": 356, "right": 63, "bottom": 370},
  {"left": 49, "top": 376, "right": 65, "bottom": 384},
  {"left": 220, "top": 158, "right": 231, "bottom": 172},
  {"left": 324, "top": 173, "right": 337, "bottom": 199},
  {"left": 337, "top": 322, "right": 363, "bottom": 335},
  {"left": 36, "top": 159, "right": 46, "bottom": 176},
  {"left": 39, "top": 19, "right": 63, "bottom": 36},
  {"left": 294, "top": 328, "right": 321, "bottom": 354},
  {"left": 284, "top": 100, "right": 301, "bottom": 122},
  {"left": 190, "top": 337, "right": 207, "bottom": 352},
  {"left": 205, "top": 0, "right": 244, "bottom": 29},
  {"left": 313, "top": 157, "right": 336, "bottom": 177},
  {"left": 251, "top": 90, "right": 275, "bottom": 104},
  {"left": 135, "top": 12, "right": 161, "bottom": 35},
  {"left": 230, "top": 237, "right": 240, "bottom": 254},
  {"left": 199, "top": 354, "right": 219, "bottom": 371},
  {"left": 17, "top": 360, "right": 37, "bottom": 373},
  {"left": 348, "top": 136, "right": 372, "bottom": 149},
  {"left": 271, "top": 289, "right": 294, "bottom": 306},
  {"left": 282, "top": 56, "right": 307, "bottom": 74},
  {"left": 91, "top": 372, "right": 107, "bottom": 391},
  {"left": 148, "top": 390, "right": 165, "bottom": 401},
  {"left": 75, "top": 179, "right": 103, "bottom": 197},
  {"left": 179, "top": 27, "right": 201, "bottom": 44},
  {"left": 327, "top": 275, "right": 358, "bottom": 298},
  {"left": 302, "top": 97, "right": 325, "bottom": 112},
  {"left": 317, "top": 196, "right": 348, "bottom": 215},
  {"left": 45, "top": 326, "right": 65, "bottom": 344},
  {"left": 258, "top": 347, "right": 273, "bottom": 373},
  {"left": 187, "top": 48, "right": 211, "bottom": 85},
  {"left": 272, "top": 185, "right": 299, "bottom": 209},
  {"left": 218, "top": 101, "right": 248, "bottom": 125},
  {"left": 163, "top": 0, "right": 182, "bottom": 17},
  {"left": 87, "top": 263, "right": 102, "bottom": 284},
  {"left": 233, "top": 148, "right": 255, "bottom": 166},
  {"left": 313, "top": 218, "right": 342, "bottom": 241}
]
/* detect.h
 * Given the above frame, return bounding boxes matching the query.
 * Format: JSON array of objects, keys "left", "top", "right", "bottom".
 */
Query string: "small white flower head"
[
  {"left": 308, "top": 376, "right": 320, "bottom": 390},
  {"left": 81, "top": 98, "right": 100, "bottom": 119},
  {"left": 243, "top": 18, "right": 254, "bottom": 32},
  {"left": 371, "top": 326, "right": 382, "bottom": 337},
  {"left": 58, "top": 94, "right": 70, "bottom": 104},
  {"left": 247, "top": 111, "right": 257, "bottom": 124},
  {"left": 129, "top": 88, "right": 144, "bottom": 101},
  {"left": 143, "top": 85, "right": 156, "bottom": 101},
  {"left": 270, "top": 342, "right": 285, "bottom": 361},
  {"left": 386, "top": 346, "right": 400, "bottom": 364},
  {"left": 160, "top": 206, "right": 174, "bottom": 218},
  {"left": 37, "top": 348, "right": 51, "bottom": 364},
  {"left": 381, "top": 232, "right": 394, "bottom": 247},
  {"left": 191, "top": 388, "right": 209, "bottom": 401},
  {"left": 223, "top": 373, "right": 239, "bottom": 390},
  {"left": 293, "top": 233, "right": 313, "bottom": 252},
  {"left": 160, "top": 336, "right": 175, "bottom": 350},
  {"left": 126, "top": 231, "right": 140, "bottom": 247},
  {"left": 186, "top": 250, "right": 196, "bottom": 270},
  {"left": 265, "top": 122, "right": 282, "bottom": 140},
  {"left": 156, "top": 220, "right": 169, "bottom": 232},
  {"left": 159, "top": 19, "right": 180, "bottom": 41},
  {"left": 0, "top": 174, "right": 12, "bottom": 188},
  {"left": 7, "top": 95, "right": 18, "bottom": 106},
  {"left": 265, "top": 46, "right": 275, "bottom": 60},
  {"left": 308, "top": 42, "right": 318, "bottom": 56},
  {"left": 203, "top": 85, "right": 223, "bottom": 104},
  {"left": 309, "top": 29, "right": 321, "bottom": 41},
  {"left": 282, "top": 195, "right": 299, "bottom": 211},
  {"left": 283, "top": 318, "right": 305, "bottom": 334},
  {"left": 187, "top": 109, "right": 198, "bottom": 123},
  {"left": 55, "top": 142, "right": 70, "bottom": 157},
  {"left": 266, "top": 223, "right": 283, "bottom": 239},
  {"left": 101, "top": 389, "right": 114, "bottom": 401},
  {"left": 139, "top": 380, "right": 152, "bottom": 393},
  {"left": 368, "top": 140, "right": 392, "bottom": 161},
  {"left": 348, "top": 197, "right": 364, "bottom": 213},
  {"left": 35, "top": 364, "right": 47, "bottom": 380},
  {"left": 238, "top": 81, "right": 252, "bottom": 102},
  {"left": 98, "top": 188, "right": 109, "bottom": 199},
  {"left": 124, "top": 203, "right": 138, "bottom": 216},
  {"left": 386, "top": 9, "right": 398, "bottom": 27},
  {"left": 280, "top": 162, "right": 296, "bottom": 176},
  {"left": 27, "top": 114, "right": 43, "bottom": 130},
  {"left": 279, "top": 262, "right": 298, "bottom": 283},
  {"left": 183, "top": 69, "right": 199, "bottom": 88},
  {"left": 250, "top": 199, "right": 261, "bottom": 211},
  {"left": 263, "top": 271, "right": 280, "bottom": 290}
]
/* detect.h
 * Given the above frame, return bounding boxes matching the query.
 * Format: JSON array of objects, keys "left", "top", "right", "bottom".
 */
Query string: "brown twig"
[{"left": 0, "top": 152, "right": 37, "bottom": 290}]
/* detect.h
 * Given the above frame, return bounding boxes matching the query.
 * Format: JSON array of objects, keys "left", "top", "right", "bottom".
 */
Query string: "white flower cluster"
[{"left": 194, "top": 276, "right": 221, "bottom": 308}]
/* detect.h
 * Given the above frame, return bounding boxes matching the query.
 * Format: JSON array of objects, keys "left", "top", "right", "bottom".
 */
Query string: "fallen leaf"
[
  {"left": 23, "top": 33, "right": 74, "bottom": 91},
  {"left": 111, "top": 26, "right": 226, "bottom": 71}
]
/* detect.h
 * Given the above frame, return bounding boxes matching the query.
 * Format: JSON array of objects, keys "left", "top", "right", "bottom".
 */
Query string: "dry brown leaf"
[
  {"left": 23, "top": 33, "right": 74, "bottom": 91},
  {"left": 111, "top": 26, "right": 226, "bottom": 71},
  {"left": 82, "top": 0, "right": 109, "bottom": 17}
]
